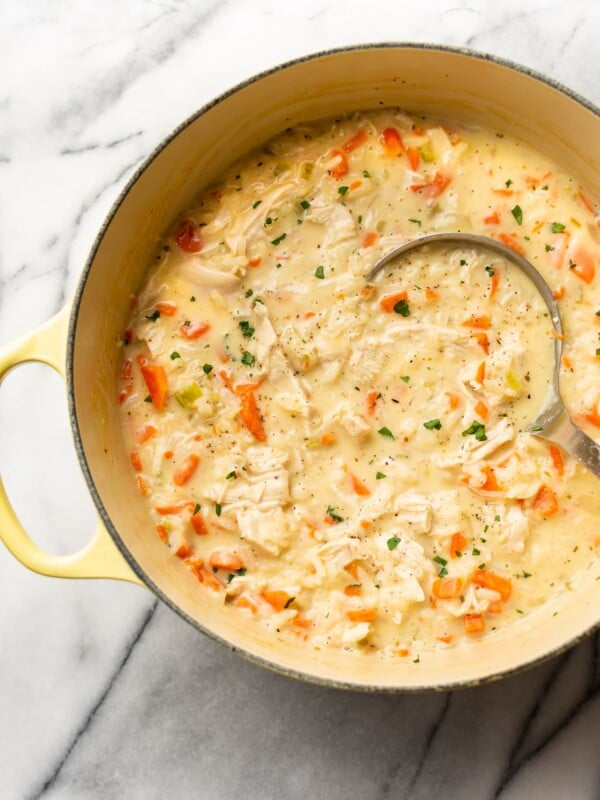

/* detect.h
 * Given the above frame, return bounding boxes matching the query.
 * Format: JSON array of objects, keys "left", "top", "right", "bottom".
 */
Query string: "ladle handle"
[{"left": 535, "top": 410, "right": 600, "bottom": 478}]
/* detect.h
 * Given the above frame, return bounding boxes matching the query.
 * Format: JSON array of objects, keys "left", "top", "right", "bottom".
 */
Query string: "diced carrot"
[
  {"left": 137, "top": 424, "right": 157, "bottom": 444},
  {"left": 444, "top": 391, "right": 459, "bottom": 410},
  {"left": 549, "top": 444, "right": 564, "bottom": 476},
  {"left": 292, "top": 613, "right": 312, "bottom": 629},
  {"left": 462, "top": 315, "right": 490, "bottom": 329},
  {"left": 345, "top": 561, "right": 360, "bottom": 580},
  {"left": 190, "top": 512, "right": 209, "bottom": 535},
  {"left": 492, "top": 188, "right": 514, "bottom": 197},
  {"left": 155, "top": 501, "right": 195, "bottom": 515},
  {"left": 407, "top": 146, "right": 420, "bottom": 171},
  {"left": 248, "top": 257, "right": 262, "bottom": 267},
  {"left": 484, "top": 211, "right": 500, "bottom": 225},
  {"left": 237, "top": 595, "right": 258, "bottom": 612},
  {"left": 261, "top": 590, "right": 291, "bottom": 612},
  {"left": 175, "top": 219, "right": 203, "bottom": 253},
  {"left": 141, "top": 364, "right": 168, "bottom": 410},
  {"left": 163, "top": 450, "right": 173, "bottom": 459},
  {"left": 379, "top": 290, "right": 408, "bottom": 313},
  {"left": 135, "top": 354, "right": 148, "bottom": 368},
  {"left": 570, "top": 247, "right": 595, "bottom": 284},
  {"left": 155, "top": 301, "right": 177, "bottom": 316},
  {"left": 487, "top": 601, "right": 503, "bottom": 614},
  {"left": 533, "top": 484, "right": 559, "bottom": 516},
  {"left": 437, "top": 634, "right": 454, "bottom": 644},
  {"left": 410, "top": 171, "right": 451, "bottom": 199},
  {"left": 218, "top": 370, "right": 234, "bottom": 392},
  {"left": 360, "top": 285, "right": 376, "bottom": 299},
  {"left": 489, "top": 270, "right": 500, "bottom": 300},
  {"left": 175, "top": 543, "right": 193, "bottom": 559},
  {"left": 347, "top": 608, "right": 377, "bottom": 622},
  {"left": 471, "top": 570, "right": 512, "bottom": 601},
  {"left": 130, "top": 450, "right": 143, "bottom": 472},
  {"left": 582, "top": 408, "right": 600, "bottom": 427},
  {"left": 562, "top": 354, "right": 573, "bottom": 370},
  {"left": 425, "top": 287, "right": 439, "bottom": 301},
  {"left": 380, "top": 127, "right": 404, "bottom": 157},
  {"left": 450, "top": 532, "right": 468, "bottom": 557},
  {"left": 179, "top": 321, "right": 211, "bottom": 339},
  {"left": 194, "top": 563, "right": 224, "bottom": 591},
  {"left": 343, "top": 129, "right": 368, "bottom": 153},
  {"left": 464, "top": 614, "right": 484, "bottom": 633},
  {"left": 329, "top": 149, "right": 349, "bottom": 179},
  {"left": 240, "top": 390, "right": 267, "bottom": 441},
  {"left": 136, "top": 475, "right": 149, "bottom": 496},
  {"left": 155, "top": 524, "right": 168, "bottom": 542},
  {"left": 366, "top": 390, "right": 378, "bottom": 415},
  {"left": 304, "top": 311, "right": 316, "bottom": 319},
  {"left": 481, "top": 464, "right": 500, "bottom": 491},
  {"left": 173, "top": 454, "right": 200, "bottom": 486},
  {"left": 578, "top": 187, "right": 595, "bottom": 214},
  {"left": 234, "top": 382, "right": 262, "bottom": 398},
  {"left": 362, "top": 231, "right": 379, "bottom": 248},
  {"left": 546, "top": 232, "right": 569, "bottom": 269},
  {"left": 350, "top": 473, "right": 371, "bottom": 497},
  {"left": 550, "top": 329, "right": 566, "bottom": 341},
  {"left": 349, "top": 180, "right": 363, "bottom": 191},
  {"left": 432, "top": 577, "right": 463, "bottom": 599},
  {"left": 395, "top": 648, "right": 410, "bottom": 657},
  {"left": 553, "top": 285, "right": 566, "bottom": 300},
  {"left": 321, "top": 432, "right": 336, "bottom": 445},
  {"left": 472, "top": 332, "right": 490, "bottom": 354},
  {"left": 497, "top": 231, "right": 524, "bottom": 255},
  {"left": 475, "top": 401, "right": 489, "bottom": 421},
  {"left": 476, "top": 361, "right": 486, "bottom": 384},
  {"left": 344, "top": 584, "right": 362, "bottom": 597},
  {"left": 209, "top": 549, "right": 244, "bottom": 571}
]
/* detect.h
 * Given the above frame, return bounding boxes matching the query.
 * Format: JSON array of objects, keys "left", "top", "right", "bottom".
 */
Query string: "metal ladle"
[{"left": 367, "top": 231, "right": 600, "bottom": 477}]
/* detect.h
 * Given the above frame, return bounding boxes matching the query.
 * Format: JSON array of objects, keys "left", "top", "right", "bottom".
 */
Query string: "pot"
[{"left": 2, "top": 44, "right": 600, "bottom": 691}]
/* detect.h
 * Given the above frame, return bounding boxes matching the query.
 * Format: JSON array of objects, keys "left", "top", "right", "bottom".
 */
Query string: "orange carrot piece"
[
  {"left": 234, "top": 382, "right": 262, "bottom": 398},
  {"left": 137, "top": 424, "right": 157, "bottom": 444},
  {"left": 248, "top": 257, "right": 262, "bottom": 267},
  {"left": 462, "top": 315, "right": 490, "bottom": 329},
  {"left": 349, "top": 180, "right": 363, "bottom": 191},
  {"left": 366, "top": 390, "right": 379, "bottom": 415},
  {"left": 156, "top": 524, "right": 168, "bottom": 542},
  {"left": 190, "top": 512, "right": 209, "bottom": 535},
  {"left": 130, "top": 450, "right": 143, "bottom": 472},
  {"left": 475, "top": 401, "right": 489, "bottom": 421},
  {"left": 476, "top": 361, "right": 486, "bottom": 384},
  {"left": 218, "top": 370, "right": 234, "bottom": 392},
  {"left": 553, "top": 285, "right": 566, "bottom": 300},
  {"left": 492, "top": 188, "right": 514, "bottom": 197},
  {"left": 155, "top": 501, "right": 194, "bottom": 515},
  {"left": 321, "top": 432, "right": 336, "bottom": 445},
  {"left": 533, "top": 484, "right": 559, "bottom": 516},
  {"left": 570, "top": 247, "right": 595, "bottom": 284},
  {"left": 481, "top": 464, "right": 500, "bottom": 491},
  {"left": 425, "top": 287, "right": 439, "bottom": 301},
  {"left": 380, "top": 127, "right": 404, "bottom": 157},
  {"left": 141, "top": 364, "right": 168, "bottom": 410},
  {"left": 179, "top": 321, "right": 211, "bottom": 339},
  {"left": 472, "top": 332, "right": 490, "bottom": 354},
  {"left": 484, "top": 211, "right": 500, "bottom": 225},
  {"left": 464, "top": 614, "right": 484, "bottom": 633},
  {"left": 350, "top": 473, "right": 371, "bottom": 497},
  {"left": 432, "top": 577, "right": 463, "bottom": 599},
  {"left": 549, "top": 444, "right": 564, "bottom": 476},
  {"left": 497, "top": 231, "right": 524, "bottom": 255},
  {"left": 445, "top": 391, "right": 460, "bottom": 409},
  {"left": 489, "top": 270, "right": 500, "bottom": 300},
  {"left": 155, "top": 301, "right": 177, "bottom": 316},
  {"left": 362, "top": 231, "right": 379, "bottom": 248},
  {"left": 237, "top": 595, "right": 258, "bottom": 612},
  {"left": 582, "top": 408, "right": 600, "bottom": 427},
  {"left": 347, "top": 608, "right": 377, "bottom": 622},
  {"left": 344, "top": 584, "right": 362, "bottom": 597},
  {"left": 175, "top": 543, "right": 193, "bottom": 559},
  {"left": 175, "top": 219, "right": 203, "bottom": 253},
  {"left": 261, "top": 590, "right": 291, "bottom": 612},
  {"left": 379, "top": 290, "right": 408, "bottom": 313},
  {"left": 343, "top": 129, "right": 367, "bottom": 152},
  {"left": 437, "top": 633, "right": 454, "bottom": 644},
  {"left": 136, "top": 475, "right": 149, "bottom": 496},
  {"left": 209, "top": 549, "right": 244, "bottom": 571},
  {"left": 240, "top": 390, "right": 267, "bottom": 441},
  {"left": 163, "top": 450, "right": 174, "bottom": 459},
  {"left": 410, "top": 171, "right": 451, "bottom": 199},
  {"left": 450, "top": 532, "right": 468, "bottom": 557},
  {"left": 194, "top": 563, "right": 224, "bottom": 591},
  {"left": 472, "top": 570, "right": 512, "bottom": 601},
  {"left": 345, "top": 561, "right": 360, "bottom": 580},
  {"left": 173, "top": 454, "right": 200, "bottom": 486},
  {"left": 407, "top": 146, "right": 420, "bottom": 171},
  {"left": 487, "top": 601, "right": 503, "bottom": 614},
  {"left": 578, "top": 187, "right": 595, "bottom": 214},
  {"left": 329, "top": 149, "right": 349, "bottom": 179}
]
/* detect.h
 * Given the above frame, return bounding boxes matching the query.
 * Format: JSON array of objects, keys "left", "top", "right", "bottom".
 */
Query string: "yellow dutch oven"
[{"left": 2, "top": 44, "right": 600, "bottom": 691}]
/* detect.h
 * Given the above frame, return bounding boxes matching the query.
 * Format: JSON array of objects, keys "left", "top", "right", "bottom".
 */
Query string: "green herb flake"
[
  {"left": 326, "top": 505, "right": 344, "bottom": 523},
  {"left": 300, "top": 199, "right": 311, "bottom": 210},
  {"left": 358, "top": 215, "right": 363, "bottom": 224},
  {"left": 144, "top": 395, "right": 152, "bottom": 403},
  {"left": 511, "top": 205, "right": 523, "bottom": 225},
  {"left": 192, "top": 503, "right": 201, "bottom": 515},
  {"left": 505, "top": 178, "right": 513, "bottom": 188},
  {"left": 271, "top": 233, "right": 287, "bottom": 246},
  {"left": 376, "top": 471, "right": 387, "bottom": 480},
  {"left": 545, "top": 244, "right": 555, "bottom": 252},
  {"left": 190, "top": 295, "right": 196, "bottom": 302},
  {"left": 494, "top": 514, "right": 501, "bottom": 522},
  {"left": 239, "top": 320, "right": 255, "bottom": 339},
  {"left": 170, "top": 351, "right": 181, "bottom": 361},
  {"left": 363, "top": 169, "right": 371, "bottom": 178},
  {"left": 485, "top": 264, "right": 495, "bottom": 277},
  {"left": 462, "top": 420, "right": 487, "bottom": 441},
  {"left": 387, "top": 535, "right": 401, "bottom": 551},
  {"left": 409, "top": 218, "right": 422, "bottom": 226},
  {"left": 315, "top": 265, "right": 325, "bottom": 279},
  {"left": 438, "top": 566, "right": 449, "bottom": 577},
  {"left": 245, "top": 289, "right": 253, "bottom": 298},
  {"left": 284, "top": 596, "right": 296, "bottom": 609},
  {"left": 145, "top": 309, "right": 160, "bottom": 322},
  {"left": 460, "top": 259, "right": 468, "bottom": 266},
  {"left": 378, "top": 426, "right": 395, "bottom": 440},
  {"left": 202, "top": 363, "right": 213, "bottom": 374},
  {"left": 338, "top": 185, "right": 349, "bottom": 196},
  {"left": 241, "top": 351, "right": 256, "bottom": 367},
  {"left": 215, "top": 503, "right": 222, "bottom": 517},
  {"left": 252, "top": 200, "right": 262, "bottom": 209},
  {"left": 433, "top": 556, "right": 448, "bottom": 566},
  {"left": 226, "top": 471, "right": 237, "bottom": 480},
  {"left": 522, "top": 571, "right": 532, "bottom": 578},
  {"left": 472, "top": 548, "right": 481, "bottom": 556},
  {"left": 595, "top": 348, "right": 600, "bottom": 357},
  {"left": 423, "top": 418, "right": 442, "bottom": 431},
  {"left": 400, "top": 375, "right": 410, "bottom": 383},
  {"left": 551, "top": 222, "right": 566, "bottom": 233},
  {"left": 393, "top": 298, "right": 410, "bottom": 316}
]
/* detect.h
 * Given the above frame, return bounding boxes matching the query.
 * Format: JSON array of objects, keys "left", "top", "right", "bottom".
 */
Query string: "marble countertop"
[{"left": 2, "top": 2, "right": 600, "bottom": 798}]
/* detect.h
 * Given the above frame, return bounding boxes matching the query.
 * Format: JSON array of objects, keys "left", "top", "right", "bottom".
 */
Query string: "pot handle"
[{"left": 0, "top": 306, "right": 144, "bottom": 586}]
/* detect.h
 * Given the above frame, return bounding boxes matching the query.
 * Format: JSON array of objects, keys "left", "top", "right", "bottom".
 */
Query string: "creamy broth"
[{"left": 119, "top": 110, "right": 600, "bottom": 659}]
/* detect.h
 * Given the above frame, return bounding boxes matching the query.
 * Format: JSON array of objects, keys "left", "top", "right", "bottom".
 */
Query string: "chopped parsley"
[
  {"left": 144, "top": 395, "right": 152, "bottom": 403},
  {"left": 264, "top": 216, "right": 275, "bottom": 226},
  {"left": 433, "top": 555, "right": 448, "bottom": 566},
  {"left": 460, "top": 259, "right": 468, "bottom": 266},
  {"left": 239, "top": 320, "right": 255, "bottom": 339},
  {"left": 252, "top": 200, "right": 262, "bottom": 209},
  {"left": 326, "top": 505, "right": 344, "bottom": 523},
  {"left": 202, "top": 363, "right": 213, "bottom": 374},
  {"left": 462, "top": 420, "right": 487, "bottom": 441},
  {"left": 193, "top": 503, "right": 201, "bottom": 514},
  {"left": 170, "top": 351, "right": 181, "bottom": 360},
  {"left": 530, "top": 425, "right": 544, "bottom": 432},
  {"left": 376, "top": 471, "right": 386, "bottom": 480},
  {"left": 472, "top": 548, "right": 481, "bottom": 556},
  {"left": 551, "top": 222, "right": 566, "bottom": 233},
  {"left": 522, "top": 571, "right": 532, "bottom": 578},
  {"left": 393, "top": 298, "right": 410, "bottom": 316},
  {"left": 241, "top": 351, "right": 255, "bottom": 367},
  {"left": 315, "top": 265, "right": 325, "bottom": 279},
  {"left": 400, "top": 375, "right": 410, "bottom": 383},
  {"left": 215, "top": 503, "right": 222, "bottom": 517},
  {"left": 511, "top": 205, "right": 523, "bottom": 225},
  {"left": 363, "top": 169, "right": 371, "bottom": 178},
  {"left": 145, "top": 310, "right": 160, "bottom": 322},
  {"left": 505, "top": 178, "right": 513, "bottom": 188},
  {"left": 271, "top": 233, "right": 287, "bottom": 246},
  {"left": 245, "top": 288, "right": 253, "bottom": 298},
  {"left": 226, "top": 471, "right": 237, "bottom": 480},
  {"left": 423, "top": 418, "right": 442, "bottom": 430},
  {"left": 409, "top": 218, "right": 422, "bottom": 226},
  {"left": 485, "top": 264, "right": 495, "bottom": 277},
  {"left": 494, "top": 514, "right": 501, "bottom": 521},
  {"left": 190, "top": 295, "right": 196, "bottom": 302},
  {"left": 300, "top": 199, "right": 311, "bottom": 210},
  {"left": 378, "top": 426, "right": 395, "bottom": 439},
  {"left": 338, "top": 185, "right": 349, "bottom": 196},
  {"left": 545, "top": 244, "right": 555, "bottom": 252},
  {"left": 284, "top": 596, "right": 296, "bottom": 609},
  {"left": 387, "top": 535, "right": 401, "bottom": 551}
]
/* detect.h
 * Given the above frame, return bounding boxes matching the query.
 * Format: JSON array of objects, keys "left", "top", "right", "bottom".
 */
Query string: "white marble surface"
[{"left": 1, "top": 2, "right": 600, "bottom": 798}]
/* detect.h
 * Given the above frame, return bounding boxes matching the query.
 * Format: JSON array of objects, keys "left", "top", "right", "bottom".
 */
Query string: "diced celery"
[
  {"left": 506, "top": 370, "right": 522, "bottom": 392},
  {"left": 273, "top": 159, "right": 292, "bottom": 176},
  {"left": 299, "top": 162, "right": 314, "bottom": 180},
  {"left": 175, "top": 382, "right": 203, "bottom": 408}
]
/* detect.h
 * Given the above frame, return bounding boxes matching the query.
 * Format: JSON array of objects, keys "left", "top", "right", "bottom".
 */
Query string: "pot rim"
[{"left": 65, "top": 42, "right": 600, "bottom": 693}]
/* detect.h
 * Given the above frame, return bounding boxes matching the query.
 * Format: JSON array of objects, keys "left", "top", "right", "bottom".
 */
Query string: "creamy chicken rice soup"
[{"left": 119, "top": 110, "right": 600, "bottom": 659}]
